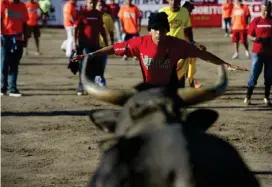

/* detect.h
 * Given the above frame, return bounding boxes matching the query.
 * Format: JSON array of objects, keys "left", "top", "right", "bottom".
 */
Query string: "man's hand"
[
  {"left": 224, "top": 64, "right": 250, "bottom": 71},
  {"left": 71, "top": 54, "right": 85, "bottom": 62},
  {"left": 195, "top": 43, "right": 207, "bottom": 51}
]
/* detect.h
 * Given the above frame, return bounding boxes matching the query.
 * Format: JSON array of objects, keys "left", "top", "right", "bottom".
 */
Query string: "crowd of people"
[{"left": 1, "top": 0, "right": 271, "bottom": 106}]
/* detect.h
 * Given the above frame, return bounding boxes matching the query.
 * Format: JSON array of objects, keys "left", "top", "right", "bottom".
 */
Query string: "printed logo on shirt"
[
  {"left": 169, "top": 20, "right": 182, "bottom": 29},
  {"left": 5, "top": 9, "right": 24, "bottom": 19},
  {"left": 86, "top": 17, "right": 98, "bottom": 20},
  {"left": 141, "top": 54, "right": 171, "bottom": 70},
  {"left": 257, "top": 25, "right": 272, "bottom": 28},
  {"left": 233, "top": 9, "right": 244, "bottom": 15},
  {"left": 27, "top": 7, "right": 38, "bottom": 13},
  {"left": 124, "top": 11, "right": 136, "bottom": 18}
]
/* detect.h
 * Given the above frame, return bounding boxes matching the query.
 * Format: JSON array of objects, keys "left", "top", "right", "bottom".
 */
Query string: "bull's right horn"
[
  {"left": 81, "top": 56, "right": 137, "bottom": 106},
  {"left": 177, "top": 65, "right": 228, "bottom": 107}
]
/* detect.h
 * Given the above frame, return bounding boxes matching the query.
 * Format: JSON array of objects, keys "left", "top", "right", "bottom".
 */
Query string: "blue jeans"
[
  {"left": 1, "top": 35, "right": 23, "bottom": 92},
  {"left": 113, "top": 19, "right": 122, "bottom": 42},
  {"left": 78, "top": 42, "right": 107, "bottom": 87},
  {"left": 248, "top": 53, "right": 272, "bottom": 88}
]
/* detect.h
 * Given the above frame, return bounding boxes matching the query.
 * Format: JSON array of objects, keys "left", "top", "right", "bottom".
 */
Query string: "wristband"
[
  {"left": 190, "top": 41, "right": 196, "bottom": 45},
  {"left": 88, "top": 53, "right": 94, "bottom": 57}
]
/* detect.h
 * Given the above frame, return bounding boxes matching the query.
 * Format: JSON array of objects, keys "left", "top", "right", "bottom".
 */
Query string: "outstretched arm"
[{"left": 197, "top": 50, "right": 249, "bottom": 71}]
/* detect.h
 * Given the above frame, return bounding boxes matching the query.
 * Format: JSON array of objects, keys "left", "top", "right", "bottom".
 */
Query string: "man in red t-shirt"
[
  {"left": 108, "top": 0, "right": 121, "bottom": 42},
  {"left": 72, "top": 12, "right": 247, "bottom": 88},
  {"left": 25, "top": 0, "right": 41, "bottom": 56},
  {"left": 1, "top": 0, "right": 28, "bottom": 97},
  {"left": 73, "top": 0, "right": 108, "bottom": 95},
  {"left": 244, "top": 0, "right": 272, "bottom": 106}
]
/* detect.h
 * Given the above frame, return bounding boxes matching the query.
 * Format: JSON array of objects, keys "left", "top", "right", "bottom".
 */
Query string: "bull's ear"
[
  {"left": 185, "top": 109, "right": 218, "bottom": 132},
  {"left": 89, "top": 109, "right": 120, "bottom": 133}
]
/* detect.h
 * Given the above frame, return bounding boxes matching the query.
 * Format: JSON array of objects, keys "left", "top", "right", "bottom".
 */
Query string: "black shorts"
[{"left": 26, "top": 25, "right": 41, "bottom": 38}]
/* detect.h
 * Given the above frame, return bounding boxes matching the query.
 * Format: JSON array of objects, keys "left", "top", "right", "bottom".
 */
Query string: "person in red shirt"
[
  {"left": 72, "top": 12, "right": 246, "bottom": 88},
  {"left": 73, "top": 0, "right": 108, "bottom": 95},
  {"left": 244, "top": 0, "right": 272, "bottom": 106},
  {"left": 24, "top": 0, "right": 40, "bottom": 56},
  {"left": 108, "top": 0, "right": 121, "bottom": 42},
  {"left": 1, "top": 0, "right": 28, "bottom": 97}
]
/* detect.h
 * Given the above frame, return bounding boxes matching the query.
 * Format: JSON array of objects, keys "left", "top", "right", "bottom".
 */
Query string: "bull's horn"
[
  {"left": 81, "top": 56, "right": 137, "bottom": 105},
  {"left": 177, "top": 65, "right": 227, "bottom": 106}
]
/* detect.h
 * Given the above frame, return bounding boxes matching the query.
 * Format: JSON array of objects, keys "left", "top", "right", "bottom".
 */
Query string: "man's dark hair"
[{"left": 147, "top": 12, "right": 170, "bottom": 32}]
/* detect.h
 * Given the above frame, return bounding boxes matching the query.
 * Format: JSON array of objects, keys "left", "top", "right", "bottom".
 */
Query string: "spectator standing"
[
  {"left": 74, "top": 0, "right": 108, "bottom": 95},
  {"left": 231, "top": 0, "right": 250, "bottom": 59},
  {"left": 38, "top": 0, "right": 51, "bottom": 27},
  {"left": 244, "top": 0, "right": 272, "bottom": 106},
  {"left": 61, "top": 0, "right": 77, "bottom": 57},
  {"left": 24, "top": 0, "right": 41, "bottom": 56},
  {"left": 222, "top": 0, "right": 234, "bottom": 37},
  {"left": 96, "top": 0, "right": 114, "bottom": 86},
  {"left": 118, "top": 0, "right": 142, "bottom": 60},
  {"left": 1, "top": 0, "right": 28, "bottom": 97},
  {"left": 160, "top": 0, "right": 203, "bottom": 88},
  {"left": 108, "top": 0, "right": 122, "bottom": 42}
]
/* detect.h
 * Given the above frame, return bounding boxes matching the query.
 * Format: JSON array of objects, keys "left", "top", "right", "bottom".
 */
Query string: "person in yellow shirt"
[
  {"left": 95, "top": 0, "right": 114, "bottom": 87},
  {"left": 160, "top": 0, "right": 203, "bottom": 88}
]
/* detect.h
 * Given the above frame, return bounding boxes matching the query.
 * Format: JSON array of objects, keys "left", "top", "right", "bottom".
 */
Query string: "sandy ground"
[{"left": 1, "top": 28, "right": 272, "bottom": 187}]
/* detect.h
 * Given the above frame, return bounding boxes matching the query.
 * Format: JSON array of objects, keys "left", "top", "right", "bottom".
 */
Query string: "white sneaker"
[
  {"left": 232, "top": 53, "right": 239, "bottom": 59},
  {"left": 8, "top": 91, "right": 22, "bottom": 97},
  {"left": 35, "top": 51, "right": 41, "bottom": 56},
  {"left": 122, "top": 55, "right": 128, "bottom": 61},
  {"left": 264, "top": 98, "right": 272, "bottom": 106},
  {"left": 224, "top": 33, "right": 229, "bottom": 37},
  {"left": 244, "top": 97, "right": 251, "bottom": 105},
  {"left": 245, "top": 51, "right": 250, "bottom": 58}
]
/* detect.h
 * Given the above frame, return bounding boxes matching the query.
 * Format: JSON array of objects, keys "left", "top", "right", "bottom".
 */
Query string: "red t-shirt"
[
  {"left": 1, "top": 1, "right": 28, "bottom": 37},
  {"left": 113, "top": 35, "right": 201, "bottom": 86},
  {"left": 74, "top": 8, "right": 104, "bottom": 46},
  {"left": 248, "top": 17, "right": 272, "bottom": 56},
  {"left": 108, "top": 3, "right": 119, "bottom": 19}
]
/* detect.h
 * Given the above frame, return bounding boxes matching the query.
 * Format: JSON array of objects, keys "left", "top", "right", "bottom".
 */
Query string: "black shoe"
[
  {"left": 8, "top": 89, "right": 22, "bottom": 97},
  {"left": 1, "top": 88, "right": 7, "bottom": 96}
]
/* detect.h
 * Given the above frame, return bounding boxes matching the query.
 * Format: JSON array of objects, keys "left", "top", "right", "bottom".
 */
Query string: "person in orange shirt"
[
  {"left": 222, "top": 0, "right": 234, "bottom": 37},
  {"left": 25, "top": 0, "right": 41, "bottom": 56},
  {"left": 61, "top": 0, "right": 77, "bottom": 57},
  {"left": 1, "top": 0, "right": 28, "bottom": 97},
  {"left": 118, "top": 0, "right": 142, "bottom": 60},
  {"left": 231, "top": 0, "right": 251, "bottom": 59}
]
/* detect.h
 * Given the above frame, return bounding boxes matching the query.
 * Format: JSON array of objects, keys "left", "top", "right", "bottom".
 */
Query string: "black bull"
[{"left": 80, "top": 58, "right": 260, "bottom": 187}]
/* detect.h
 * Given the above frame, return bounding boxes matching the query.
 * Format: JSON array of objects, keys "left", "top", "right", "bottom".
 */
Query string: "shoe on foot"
[
  {"left": 8, "top": 89, "right": 22, "bottom": 97},
  {"left": 245, "top": 50, "right": 250, "bottom": 58},
  {"left": 76, "top": 84, "right": 84, "bottom": 96},
  {"left": 224, "top": 33, "right": 229, "bottom": 37},
  {"left": 122, "top": 55, "right": 128, "bottom": 61},
  {"left": 244, "top": 97, "right": 251, "bottom": 105},
  {"left": 232, "top": 53, "right": 239, "bottom": 59},
  {"left": 264, "top": 98, "right": 272, "bottom": 106},
  {"left": 1, "top": 88, "right": 7, "bottom": 96},
  {"left": 35, "top": 51, "right": 41, "bottom": 56}
]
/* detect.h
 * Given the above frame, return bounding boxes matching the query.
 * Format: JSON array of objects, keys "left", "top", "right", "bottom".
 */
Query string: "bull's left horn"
[
  {"left": 81, "top": 56, "right": 137, "bottom": 106},
  {"left": 177, "top": 65, "right": 228, "bottom": 106}
]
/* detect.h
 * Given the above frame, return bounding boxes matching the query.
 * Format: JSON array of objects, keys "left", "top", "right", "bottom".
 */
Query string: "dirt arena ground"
[{"left": 1, "top": 28, "right": 271, "bottom": 187}]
